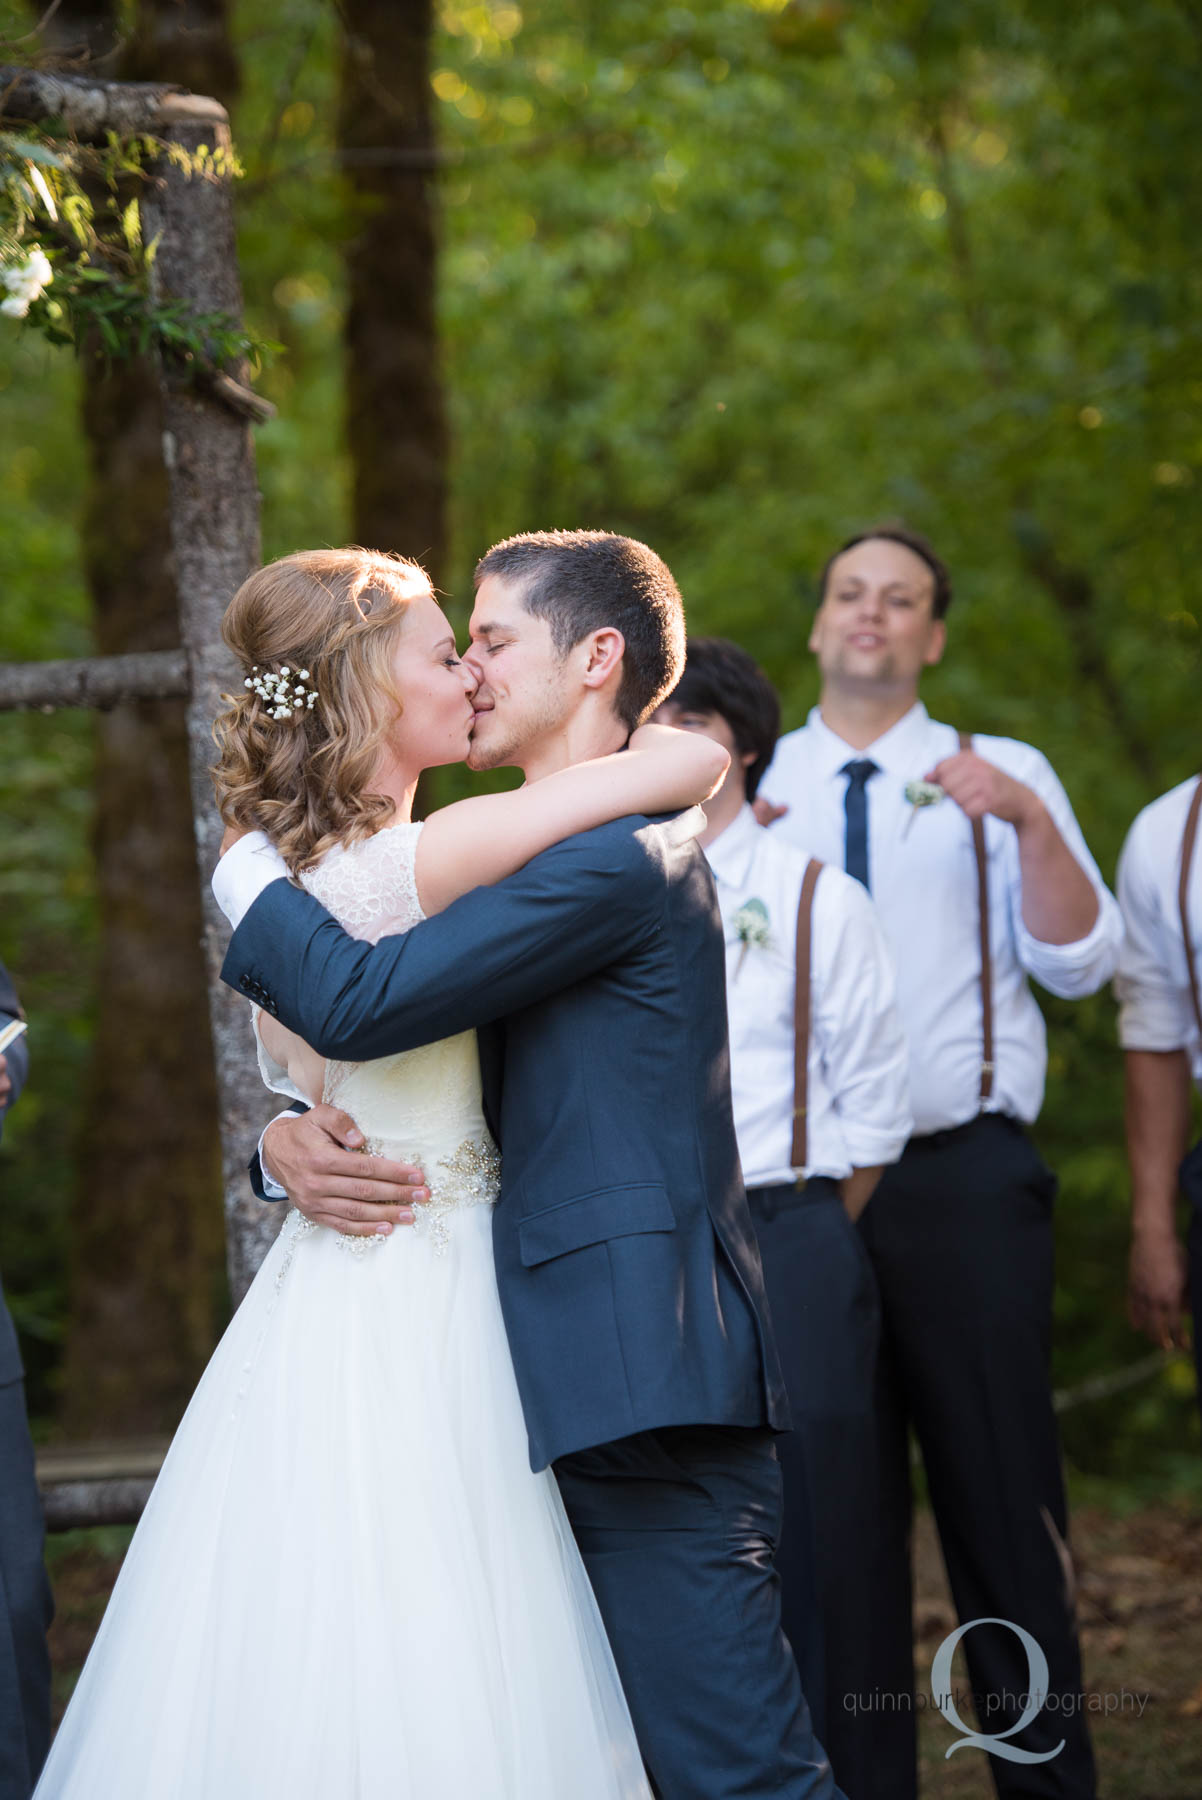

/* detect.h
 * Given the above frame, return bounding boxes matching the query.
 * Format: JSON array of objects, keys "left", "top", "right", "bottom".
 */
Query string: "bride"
[{"left": 35, "top": 547, "right": 727, "bottom": 1800}]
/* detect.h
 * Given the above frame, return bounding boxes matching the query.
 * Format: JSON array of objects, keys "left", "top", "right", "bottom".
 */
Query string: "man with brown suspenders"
[
  {"left": 757, "top": 528, "right": 1122, "bottom": 1799},
  {"left": 1115, "top": 773, "right": 1202, "bottom": 1407},
  {"left": 655, "top": 637, "right": 911, "bottom": 1797}
]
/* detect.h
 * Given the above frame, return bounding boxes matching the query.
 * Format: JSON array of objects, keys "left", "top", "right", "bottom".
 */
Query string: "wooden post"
[
  {"left": 138, "top": 94, "right": 281, "bottom": 1300},
  {"left": 0, "top": 648, "right": 189, "bottom": 710}
]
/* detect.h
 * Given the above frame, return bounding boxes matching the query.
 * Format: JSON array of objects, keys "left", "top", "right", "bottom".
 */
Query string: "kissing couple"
[{"left": 36, "top": 531, "right": 845, "bottom": 1800}]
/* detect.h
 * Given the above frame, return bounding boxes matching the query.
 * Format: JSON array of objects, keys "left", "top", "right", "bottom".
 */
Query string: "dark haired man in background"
[
  {"left": 656, "top": 637, "right": 910, "bottom": 1796},
  {"left": 758, "top": 528, "right": 1122, "bottom": 1797},
  {"left": 0, "top": 963, "right": 53, "bottom": 1800}
]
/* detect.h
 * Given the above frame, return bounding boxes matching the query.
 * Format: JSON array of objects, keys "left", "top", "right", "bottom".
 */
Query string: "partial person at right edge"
[
  {"left": 757, "top": 525, "right": 1122, "bottom": 1800},
  {"left": 0, "top": 963, "right": 53, "bottom": 1800},
  {"left": 1115, "top": 771, "right": 1202, "bottom": 1411}
]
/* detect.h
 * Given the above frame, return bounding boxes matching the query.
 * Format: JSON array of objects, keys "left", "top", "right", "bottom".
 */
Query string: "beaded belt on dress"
[{"left": 274, "top": 1132, "right": 501, "bottom": 1282}]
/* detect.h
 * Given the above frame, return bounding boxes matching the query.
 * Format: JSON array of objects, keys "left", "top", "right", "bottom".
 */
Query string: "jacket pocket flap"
[{"left": 518, "top": 1184, "right": 675, "bottom": 1268}]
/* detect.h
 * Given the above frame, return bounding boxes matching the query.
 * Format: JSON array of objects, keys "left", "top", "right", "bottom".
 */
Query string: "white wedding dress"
[{"left": 36, "top": 822, "right": 650, "bottom": 1800}]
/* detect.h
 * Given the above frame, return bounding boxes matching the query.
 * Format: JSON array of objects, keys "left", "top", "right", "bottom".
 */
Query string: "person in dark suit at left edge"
[{"left": 0, "top": 963, "right": 53, "bottom": 1800}]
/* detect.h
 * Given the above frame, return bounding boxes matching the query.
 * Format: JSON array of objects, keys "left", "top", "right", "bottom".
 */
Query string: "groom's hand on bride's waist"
[{"left": 262, "top": 1105, "right": 429, "bottom": 1236}]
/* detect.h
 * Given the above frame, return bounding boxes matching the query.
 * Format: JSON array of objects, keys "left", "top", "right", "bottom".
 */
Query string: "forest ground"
[
  {"left": 44, "top": 1497, "right": 1201, "bottom": 1796},
  {"left": 911, "top": 1502, "right": 1202, "bottom": 1797}
]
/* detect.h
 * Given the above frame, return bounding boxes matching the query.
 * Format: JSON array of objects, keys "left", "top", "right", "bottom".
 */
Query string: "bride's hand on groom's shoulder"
[{"left": 263, "top": 1106, "right": 431, "bottom": 1237}]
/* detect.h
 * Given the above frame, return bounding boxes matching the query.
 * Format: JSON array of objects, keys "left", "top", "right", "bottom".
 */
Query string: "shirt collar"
[
  {"left": 806, "top": 700, "right": 932, "bottom": 781},
  {"left": 658, "top": 804, "right": 707, "bottom": 849},
  {"left": 704, "top": 803, "right": 762, "bottom": 890}
]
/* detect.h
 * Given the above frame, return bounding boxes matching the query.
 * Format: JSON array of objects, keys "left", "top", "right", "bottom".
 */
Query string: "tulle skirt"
[{"left": 36, "top": 1205, "right": 650, "bottom": 1799}]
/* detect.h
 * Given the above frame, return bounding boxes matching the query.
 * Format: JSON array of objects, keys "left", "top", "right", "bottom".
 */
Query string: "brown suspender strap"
[
  {"left": 791, "top": 857, "right": 824, "bottom": 1175},
  {"left": 958, "top": 730, "right": 996, "bottom": 1105},
  {"left": 1179, "top": 777, "right": 1202, "bottom": 1040}
]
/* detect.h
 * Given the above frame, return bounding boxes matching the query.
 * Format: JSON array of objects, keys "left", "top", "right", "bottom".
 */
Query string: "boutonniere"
[
  {"left": 902, "top": 778, "right": 944, "bottom": 838},
  {"left": 733, "top": 897, "right": 773, "bottom": 973}
]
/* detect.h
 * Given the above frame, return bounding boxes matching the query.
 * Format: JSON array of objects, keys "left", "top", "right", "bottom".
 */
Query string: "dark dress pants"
[
  {"left": 747, "top": 1177, "right": 884, "bottom": 1800},
  {"left": 1181, "top": 1138, "right": 1202, "bottom": 1405},
  {"left": 857, "top": 1115, "right": 1097, "bottom": 1800},
  {"left": 555, "top": 1423, "right": 846, "bottom": 1800},
  {"left": 0, "top": 1375, "right": 52, "bottom": 1800}
]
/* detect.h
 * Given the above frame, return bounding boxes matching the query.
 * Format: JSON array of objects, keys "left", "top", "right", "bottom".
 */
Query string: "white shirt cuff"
[
  {"left": 258, "top": 1109, "right": 301, "bottom": 1199},
  {"left": 838, "top": 1121, "right": 913, "bottom": 1171},
  {"left": 660, "top": 805, "right": 707, "bottom": 848},
  {"left": 1115, "top": 977, "right": 1194, "bottom": 1053},
  {"left": 1016, "top": 889, "right": 1123, "bottom": 998},
  {"left": 212, "top": 831, "right": 291, "bottom": 930}
]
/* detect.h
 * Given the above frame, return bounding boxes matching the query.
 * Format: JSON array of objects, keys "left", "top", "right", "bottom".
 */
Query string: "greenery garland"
[{"left": 0, "top": 123, "right": 278, "bottom": 373}]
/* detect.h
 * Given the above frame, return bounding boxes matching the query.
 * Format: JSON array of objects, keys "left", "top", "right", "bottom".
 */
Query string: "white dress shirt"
[
  {"left": 212, "top": 830, "right": 290, "bottom": 931},
  {"left": 761, "top": 704, "right": 1123, "bottom": 1136},
  {"left": 705, "top": 805, "right": 911, "bottom": 1185},
  {"left": 1115, "top": 774, "right": 1202, "bottom": 1089}
]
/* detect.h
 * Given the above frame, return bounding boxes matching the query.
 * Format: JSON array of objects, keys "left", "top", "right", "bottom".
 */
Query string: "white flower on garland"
[
  {"left": 732, "top": 897, "right": 772, "bottom": 973},
  {"left": 244, "top": 665, "right": 318, "bottom": 721},
  {"left": 1, "top": 247, "right": 53, "bottom": 320},
  {"left": 902, "top": 777, "right": 944, "bottom": 838}
]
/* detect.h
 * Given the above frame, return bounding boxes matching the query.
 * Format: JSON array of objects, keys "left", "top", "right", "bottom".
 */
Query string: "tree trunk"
[
  {"left": 37, "top": 2, "right": 238, "bottom": 1437},
  {"left": 141, "top": 92, "right": 278, "bottom": 1310},
  {"left": 122, "top": 0, "right": 240, "bottom": 104},
  {"left": 338, "top": 0, "right": 448, "bottom": 581}
]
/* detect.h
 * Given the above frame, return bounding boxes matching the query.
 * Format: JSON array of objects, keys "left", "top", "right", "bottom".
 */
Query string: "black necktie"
[{"left": 841, "top": 758, "right": 879, "bottom": 891}]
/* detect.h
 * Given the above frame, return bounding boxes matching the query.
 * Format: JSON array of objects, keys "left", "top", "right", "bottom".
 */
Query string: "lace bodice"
[
  {"left": 255, "top": 822, "right": 499, "bottom": 1252},
  {"left": 301, "top": 820, "right": 426, "bottom": 942}
]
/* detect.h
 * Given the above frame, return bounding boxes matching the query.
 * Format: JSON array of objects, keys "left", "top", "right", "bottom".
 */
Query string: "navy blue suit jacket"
[{"left": 225, "top": 814, "right": 789, "bottom": 1470}]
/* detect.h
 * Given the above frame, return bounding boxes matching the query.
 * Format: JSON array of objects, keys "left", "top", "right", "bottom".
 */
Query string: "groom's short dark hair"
[{"left": 474, "top": 529, "right": 685, "bottom": 729}]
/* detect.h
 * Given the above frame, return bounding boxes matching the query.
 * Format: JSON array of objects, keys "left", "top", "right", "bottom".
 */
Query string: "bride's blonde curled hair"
[{"left": 212, "top": 547, "right": 432, "bottom": 874}]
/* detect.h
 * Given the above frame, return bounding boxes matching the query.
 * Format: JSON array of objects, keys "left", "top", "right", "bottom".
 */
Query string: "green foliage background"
[{"left": 1, "top": 0, "right": 1199, "bottom": 1488}]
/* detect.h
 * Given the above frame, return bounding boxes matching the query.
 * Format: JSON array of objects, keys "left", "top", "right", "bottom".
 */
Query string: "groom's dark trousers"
[
  {"left": 556, "top": 1426, "right": 813, "bottom": 1800},
  {"left": 232, "top": 812, "right": 846, "bottom": 1799}
]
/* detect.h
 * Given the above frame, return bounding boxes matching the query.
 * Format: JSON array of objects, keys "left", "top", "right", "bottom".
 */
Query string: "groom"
[{"left": 215, "top": 530, "right": 844, "bottom": 1800}]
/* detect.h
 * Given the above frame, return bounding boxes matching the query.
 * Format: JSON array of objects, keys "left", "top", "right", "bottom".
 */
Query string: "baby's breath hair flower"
[{"left": 243, "top": 665, "right": 319, "bottom": 721}]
